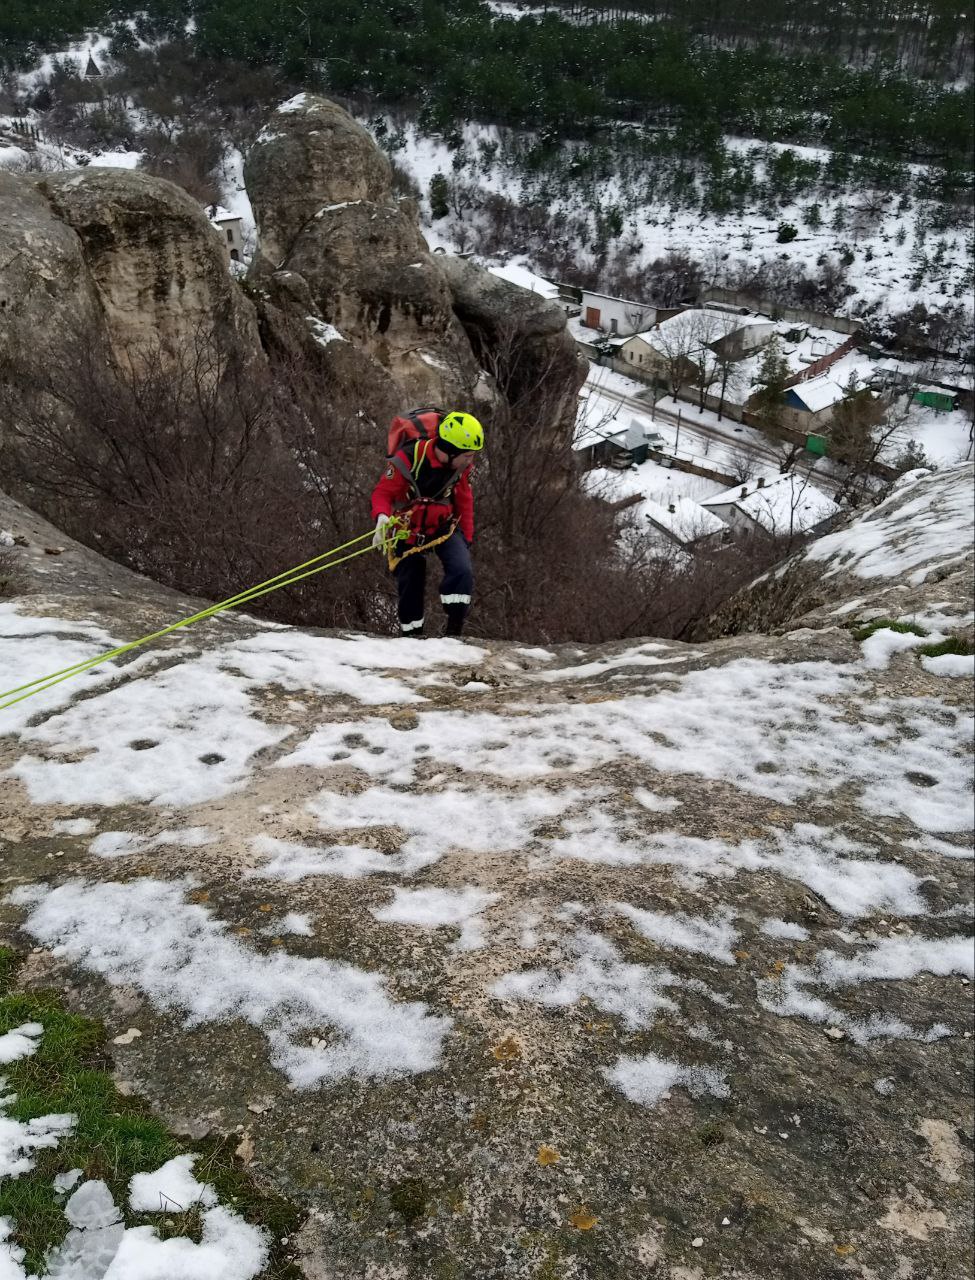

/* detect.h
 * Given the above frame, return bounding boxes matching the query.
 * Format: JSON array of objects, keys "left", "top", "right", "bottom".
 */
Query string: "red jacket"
[{"left": 371, "top": 439, "right": 475, "bottom": 544}]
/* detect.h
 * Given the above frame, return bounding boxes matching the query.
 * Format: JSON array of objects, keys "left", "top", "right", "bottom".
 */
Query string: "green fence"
[{"left": 913, "top": 390, "right": 956, "bottom": 412}]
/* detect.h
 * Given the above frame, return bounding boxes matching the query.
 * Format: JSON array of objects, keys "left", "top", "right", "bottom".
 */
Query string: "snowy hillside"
[
  {"left": 378, "top": 118, "right": 973, "bottom": 319},
  {"left": 1, "top": 27, "right": 971, "bottom": 332}
]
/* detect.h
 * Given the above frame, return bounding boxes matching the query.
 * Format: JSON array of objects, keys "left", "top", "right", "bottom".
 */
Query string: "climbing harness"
[
  {"left": 386, "top": 518, "right": 458, "bottom": 571},
  {"left": 0, "top": 529, "right": 381, "bottom": 714}
]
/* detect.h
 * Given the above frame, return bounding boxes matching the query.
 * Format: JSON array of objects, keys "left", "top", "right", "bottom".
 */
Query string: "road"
[{"left": 589, "top": 381, "right": 847, "bottom": 494}]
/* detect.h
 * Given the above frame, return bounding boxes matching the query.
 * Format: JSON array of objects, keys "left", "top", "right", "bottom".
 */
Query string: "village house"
[
  {"left": 557, "top": 285, "right": 682, "bottom": 338},
  {"left": 643, "top": 495, "right": 728, "bottom": 549},
  {"left": 701, "top": 472, "right": 840, "bottom": 539},
  {"left": 207, "top": 205, "right": 245, "bottom": 263},
  {"left": 781, "top": 361, "right": 877, "bottom": 432},
  {"left": 616, "top": 310, "right": 776, "bottom": 385}
]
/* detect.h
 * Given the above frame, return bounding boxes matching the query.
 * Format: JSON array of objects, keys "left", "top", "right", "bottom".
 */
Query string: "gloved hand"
[{"left": 372, "top": 514, "right": 391, "bottom": 549}]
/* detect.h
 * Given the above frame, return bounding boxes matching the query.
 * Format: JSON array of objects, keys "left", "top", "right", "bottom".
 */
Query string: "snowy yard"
[{"left": 882, "top": 398, "right": 974, "bottom": 467}]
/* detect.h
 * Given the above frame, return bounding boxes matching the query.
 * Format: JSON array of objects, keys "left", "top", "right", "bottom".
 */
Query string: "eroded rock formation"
[
  {"left": 245, "top": 93, "right": 584, "bottom": 416},
  {"left": 37, "top": 168, "right": 262, "bottom": 362},
  {"left": 0, "top": 93, "right": 583, "bottom": 457},
  {"left": 0, "top": 172, "right": 100, "bottom": 367},
  {"left": 0, "top": 169, "right": 262, "bottom": 375}
]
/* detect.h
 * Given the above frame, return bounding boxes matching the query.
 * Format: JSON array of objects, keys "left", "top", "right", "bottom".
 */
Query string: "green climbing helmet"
[{"left": 439, "top": 411, "right": 484, "bottom": 452}]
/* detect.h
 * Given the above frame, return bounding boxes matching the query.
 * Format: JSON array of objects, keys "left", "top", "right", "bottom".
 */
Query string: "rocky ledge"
[{"left": 0, "top": 466, "right": 972, "bottom": 1279}]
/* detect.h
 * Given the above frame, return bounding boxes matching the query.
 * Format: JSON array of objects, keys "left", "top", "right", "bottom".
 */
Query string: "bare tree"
[
  {"left": 749, "top": 463, "right": 825, "bottom": 551},
  {"left": 712, "top": 349, "right": 746, "bottom": 420},
  {"left": 729, "top": 447, "right": 757, "bottom": 483},
  {"left": 831, "top": 378, "right": 903, "bottom": 506},
  {"left": 650, "top": 311, "right": 707, "bottom": 404},
  {"left": 775, "top": 440, "right": 805, "bottom": 472},
  {"left": 0, "top": 324, "right": 389, "bottom": 630}
]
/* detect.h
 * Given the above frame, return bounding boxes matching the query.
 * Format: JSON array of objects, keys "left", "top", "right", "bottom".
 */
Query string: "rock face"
[
  {"left": 245, "top": 94, "right": 392, "bottom": 271},
  {"left": 285, "top": 200, "right": 478, "bottom": 406},
  {"left": 1, "top": 465, "right": 972, "bottom": 1280},
  {"left": 0, "top": 94, "right": 582, "bottom": 459},
  {"left": 0, "top": 167, "right": 263, "bottom": 399},
  {"left": 36, "top": 168, "right": 262, "bottom": 363},
  {"left": 245, "top": 93, "right": 583, "bottom": 415},
  {"left": 438, "top": 252, "right": 587, "bottom": 424},
  {"left": 0, "top": 172, "right": 101, "bottom": 373}
]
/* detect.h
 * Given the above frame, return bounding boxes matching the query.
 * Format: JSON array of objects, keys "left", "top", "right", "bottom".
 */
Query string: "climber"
[{"left": 371, "top": 409, "right": 484, "bottom": 637}]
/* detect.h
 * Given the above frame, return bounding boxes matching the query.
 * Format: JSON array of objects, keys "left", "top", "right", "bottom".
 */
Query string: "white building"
[
  {"left": 701, "top": 473, "right": 839, "bottom": 538},
  {"left": 574, "top": 398, "right": 664, "bottom": 467},
  {"left": 643, "top": 496, "right": 727, "bottom": 548},
  {"left": 626, "top": 309, "right": 774, "bottom": 361},
  {"left": 577, "top": 288, "right": 659, "bottom": 337},
  {"left": 207, "top": 204, "right": 245, "bottom": 263}
]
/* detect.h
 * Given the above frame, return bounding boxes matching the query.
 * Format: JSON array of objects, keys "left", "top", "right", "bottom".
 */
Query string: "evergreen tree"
[
  {"left": 428, "top": 172, "right": 450, "bottom": 220},
  {"left": 751, "top": 338, "right": 791, "bottom": 432}
]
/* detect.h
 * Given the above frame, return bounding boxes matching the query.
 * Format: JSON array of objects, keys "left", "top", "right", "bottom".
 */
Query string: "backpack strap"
[
  {"left": 389, "top": 450, "right": 419, "bottom": 497},
  {"left": 390, "top": 437, "right": 459, "bottom": 504}
]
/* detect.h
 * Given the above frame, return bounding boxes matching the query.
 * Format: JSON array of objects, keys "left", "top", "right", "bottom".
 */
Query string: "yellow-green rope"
[{"left": 0, "top": 531, "right": 378, "bottom": 713}]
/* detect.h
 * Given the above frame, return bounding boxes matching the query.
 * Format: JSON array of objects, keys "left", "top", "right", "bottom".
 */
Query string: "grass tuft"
[
  {"left": 849, "top": 619, "right": 927, "bottom": 642},
  {"left": 0, "top": 548, "right": 22, "bottom": 599},
  {"left": 918, "top": 636, "right": 975, "bottom": 659},
  {"left": 0, "top": 952, "right": 302, "bottom": 1276}
]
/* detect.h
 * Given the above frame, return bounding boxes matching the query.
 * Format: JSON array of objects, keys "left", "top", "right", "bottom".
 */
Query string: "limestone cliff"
[
  {"left": 37, "top": 167, "right": 263, "bottom": 362},
  {"left": 0, "top": 168, "right": 262, "bottom": 376},
  {"left": 0, "top": 96, "right": 584, "bottom": 460},
  {"left": 0, "top": 465, "right": 971, "bottom": 1280},
  {"left": 245, "top": 93, "right": 585, "bottom": 416},
  {"left": 0, "top": 172, "right": 101, "bottom": 368}
]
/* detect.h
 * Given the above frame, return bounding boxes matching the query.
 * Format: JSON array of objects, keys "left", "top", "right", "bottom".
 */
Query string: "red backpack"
[{"left": 385, "top": 407, "right": 444, "bottom": 457}]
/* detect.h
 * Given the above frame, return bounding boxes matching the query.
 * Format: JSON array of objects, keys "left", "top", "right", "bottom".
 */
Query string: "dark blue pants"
[{"left": 394, "top": 530, "right": 473, "bottom": 635}]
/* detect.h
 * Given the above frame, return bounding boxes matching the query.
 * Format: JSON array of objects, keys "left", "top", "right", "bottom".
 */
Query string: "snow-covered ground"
[
  {"left": 882, "top": 398, "right": 974, "bottom": 466},
  {"left": 15, "top": 32, "right": 118, "bottom": 93},
  {"left": 0, "top": 466, "right": 972, "bottom": 1273},
  {"left": 0, "top": 110, "right": 142, "bottom": 175},
  {"left": 217, "top": 146, "right": 257, "bottom": 260}
]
